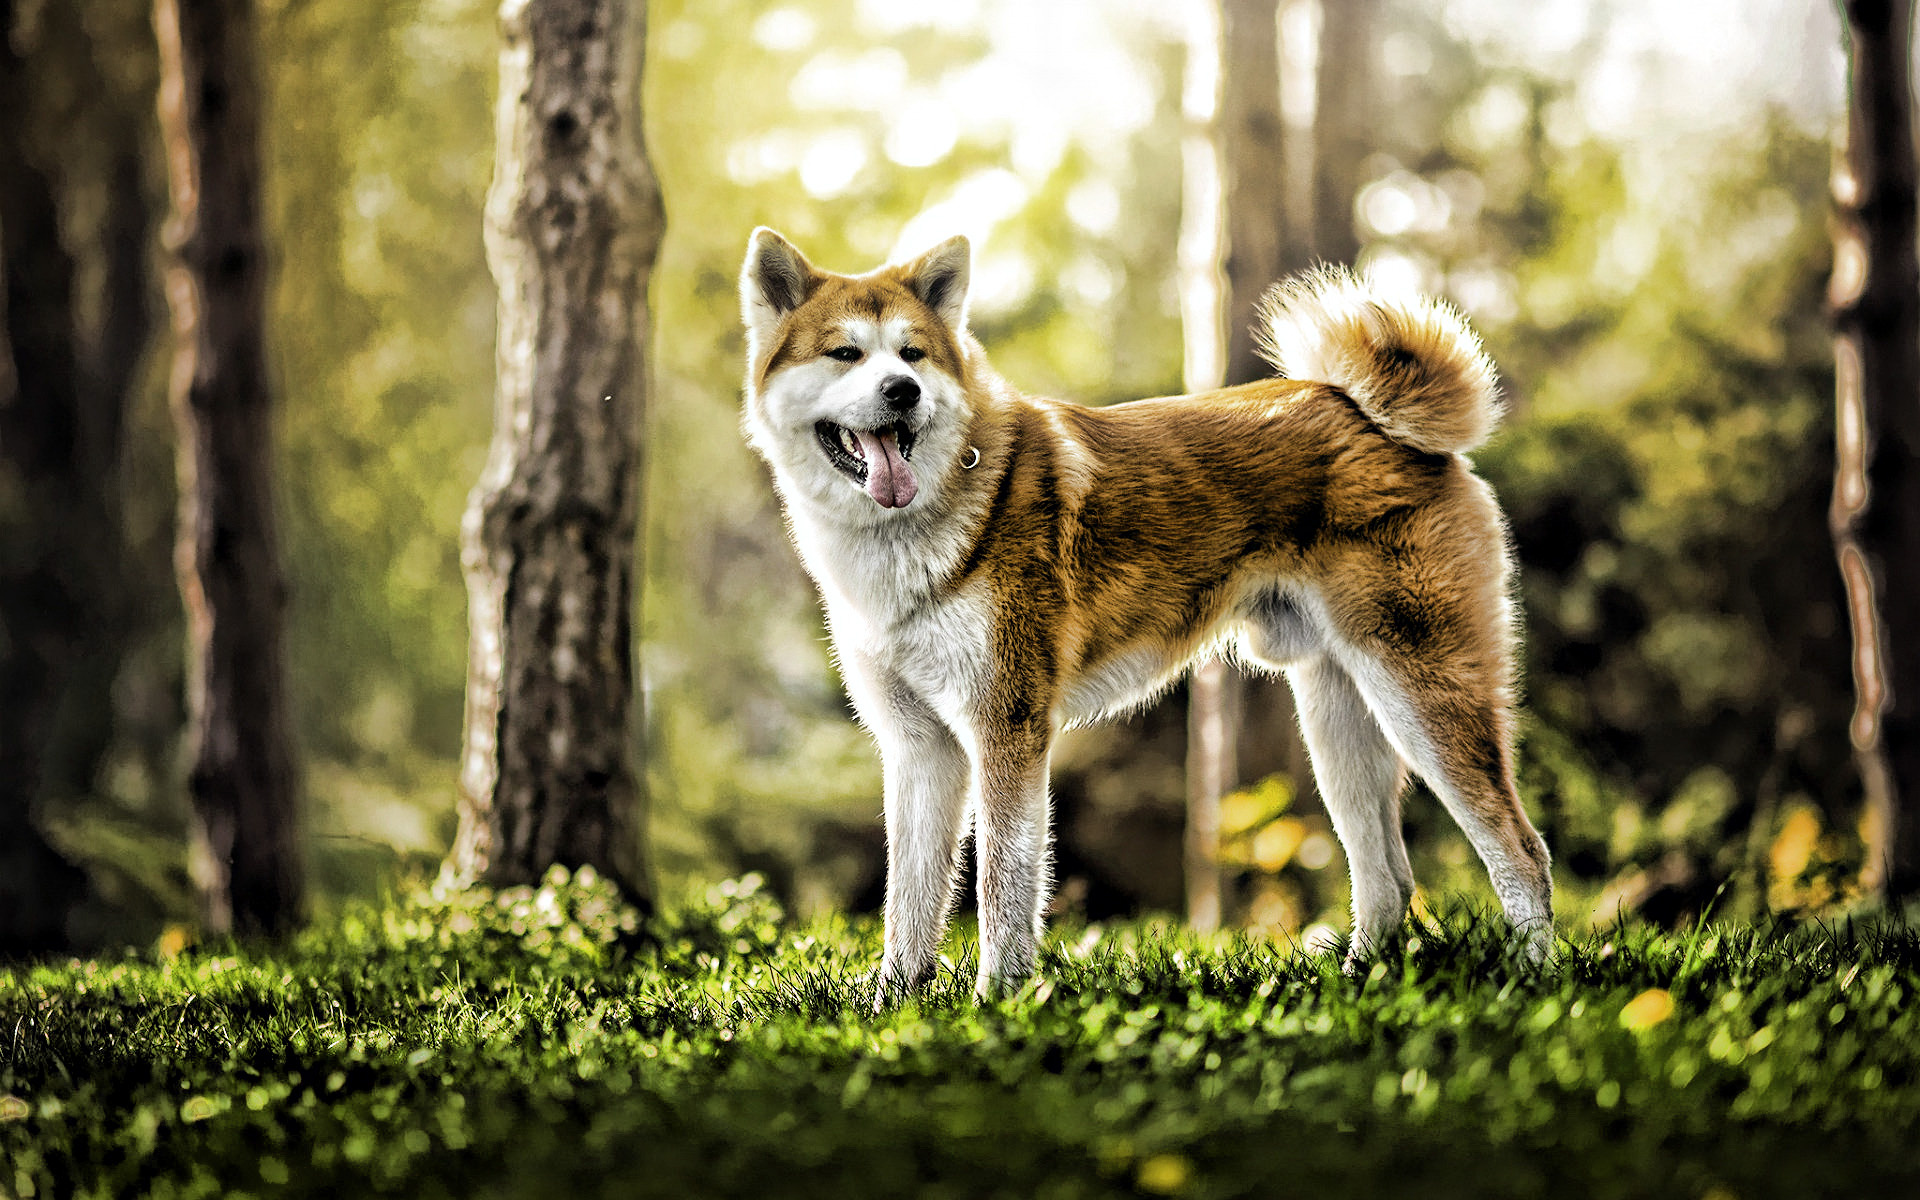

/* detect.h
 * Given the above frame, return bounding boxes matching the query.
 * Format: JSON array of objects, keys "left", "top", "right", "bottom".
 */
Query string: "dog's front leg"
[
  {"left": 843, "top": 654, "right": 972, "bottom": 1008},
  {"left": 972, "top": 716, "right": 1052, "bottom": 999},
  {"left": 875, "top": 722, "right": 970, "bottom": 1005}
]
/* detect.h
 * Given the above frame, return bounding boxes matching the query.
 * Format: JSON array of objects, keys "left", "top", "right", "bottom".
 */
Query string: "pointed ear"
[
  {"left": 741, "top": 227, "right": 822, "bottom": 349},
  {"left": 898, "top": 235, "right": 971, "bottom": 330}
]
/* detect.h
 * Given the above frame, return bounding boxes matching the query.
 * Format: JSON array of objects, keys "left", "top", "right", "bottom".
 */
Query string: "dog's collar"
[{"left": 961, "top": 446, "right": 981, "bottom": 470}]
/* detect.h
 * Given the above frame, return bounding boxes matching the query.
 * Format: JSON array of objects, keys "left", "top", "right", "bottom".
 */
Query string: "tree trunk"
[
  {"left": 1219, "top": 0, "right": 1288, "bottom": 393},
  {"left": 1832, "top": 0, "right": 1920, "bottom": 901},
  {"left": 446, "top": 0, "right": 662, "bottom": 902},
  {"left": 1181, "top": 0, "right": 1294, "bottom": 930},
  {"left": 1309, "top": 0, "right": 1376, "bottom": 266},
  {"left": 49, "top": 131, "right": 156, "bottom": 810},
  {"left": 0, "top": 24, "right": 88, "bottom": 953},
  {"left": 0, "top": 0, "right": 151, "bottom": 954},
  {"left": 155, "top": 0, "right": 303, "bottom": 936},
  {"left": 0, "top": 0, "right": 161, "bottom": 954}
]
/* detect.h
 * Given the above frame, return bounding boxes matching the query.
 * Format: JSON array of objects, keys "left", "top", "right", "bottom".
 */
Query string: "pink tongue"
[{"left": 855, "top": 429, "right": 917, "bottom": 508}]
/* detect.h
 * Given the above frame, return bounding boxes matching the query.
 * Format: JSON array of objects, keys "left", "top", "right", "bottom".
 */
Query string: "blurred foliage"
[
  {"left": 15, "top": 0, "right": 1865, "bottom": 936},
  {"left": 1480, "top": 115, "right": 1853, "bottom": 926}
]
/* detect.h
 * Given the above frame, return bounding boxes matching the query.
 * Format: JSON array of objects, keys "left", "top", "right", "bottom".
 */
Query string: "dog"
[{"left": 737, "top": 228, "right": 1553, "bottom": 1003}]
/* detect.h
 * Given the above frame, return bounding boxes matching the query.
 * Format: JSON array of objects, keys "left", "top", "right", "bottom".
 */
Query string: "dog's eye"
[
  {"left": 899, "top": 347, "right": 926, "bottom": 363},
  {"left": 826, "top": 346, "right": 862, "bottom": 363}
]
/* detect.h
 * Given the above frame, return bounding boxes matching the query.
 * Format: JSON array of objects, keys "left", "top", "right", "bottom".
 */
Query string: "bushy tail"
[{"left": 1256, "top": 266, "right": 1502, "bottom": 455}]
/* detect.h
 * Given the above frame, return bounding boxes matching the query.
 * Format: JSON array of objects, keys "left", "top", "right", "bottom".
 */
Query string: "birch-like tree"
[
  {"left": 1832, "top": 0, "right": 1920, "bottom": 900},
  {"left": 446, "top": 0, "right": 664, "bottom": 900}
]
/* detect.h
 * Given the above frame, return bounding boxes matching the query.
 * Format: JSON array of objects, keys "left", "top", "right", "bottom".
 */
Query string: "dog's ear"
[
  {"left": 898, "top": 235, "right": 971, "bottom": 331},
  {"left": 741, "top": 227, "right": 822, "bottom": 349}
]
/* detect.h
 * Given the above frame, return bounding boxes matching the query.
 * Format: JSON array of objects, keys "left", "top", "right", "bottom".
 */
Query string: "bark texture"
[
  {"left": 155, "top": 0, "right": 303, "bottom": 935},
  {"left": 1833, "top": 0, "right": 1920, "bottom": 900},
  {"left": 447, "top": 0, "right": 662, "bottom": 900}
]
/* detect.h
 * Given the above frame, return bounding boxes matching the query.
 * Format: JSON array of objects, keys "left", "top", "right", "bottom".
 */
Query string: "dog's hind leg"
[
  {"left": 1287, "top": 655, "right": 1416, "bottom": 964},
  {"left": 1337, "top": 650, "right": 1554, "bottom": 961},
  {"left": 846, "top": 659, "right": 973, "bottom": 1007}
]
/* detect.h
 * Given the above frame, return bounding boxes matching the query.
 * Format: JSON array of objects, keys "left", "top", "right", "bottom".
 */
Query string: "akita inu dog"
[{"left": 738, "top": 228, "right": 1553, "bottom": 1003}]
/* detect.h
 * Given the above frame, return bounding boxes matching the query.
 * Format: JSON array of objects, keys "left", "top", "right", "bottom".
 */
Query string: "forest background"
[{"left": 2, "top": 0, "right": 1871, "bottom": 948}]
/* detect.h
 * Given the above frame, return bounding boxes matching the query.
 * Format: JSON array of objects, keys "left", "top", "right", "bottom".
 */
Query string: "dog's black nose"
[{"left": 880, "top": 375, "right": 921, "bottom": 411}]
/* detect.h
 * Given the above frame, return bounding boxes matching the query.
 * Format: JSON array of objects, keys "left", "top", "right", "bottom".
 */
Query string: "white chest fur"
[{"left": 788, "top": 504, "right": 992, "bottom": 727}]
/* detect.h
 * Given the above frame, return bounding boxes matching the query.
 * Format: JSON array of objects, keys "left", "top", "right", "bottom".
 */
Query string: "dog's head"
[{"left": 739, "top": 229, "right": 974, "bottom": 519}]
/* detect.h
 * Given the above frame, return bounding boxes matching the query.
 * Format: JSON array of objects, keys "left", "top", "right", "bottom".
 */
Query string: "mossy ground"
[{"left": 5, "top": 871, "right": 1918, "bottom": 1199}]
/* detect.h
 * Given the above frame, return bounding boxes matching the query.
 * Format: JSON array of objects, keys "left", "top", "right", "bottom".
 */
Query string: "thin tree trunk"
[
  {"left": 0, "top": 0, "right": 103, "bottom": 954},
  {"left": 56, "top": 4, "right": 160, "bottom": 808},
  {"left": 1219, "top": 0, "right": 1288, "bottom": 392},
  {"left": 0, "top": 252, "right": 91, "bottom": 956},
  {"left": 1185, "top": 663, "right": 1239, "bottom": 931},
  {"left": 51, "top": 133, "right": 156, "bottom": 807},
  {"left": 1833, "top": 0, "right": 1920, "bottom": 901},
  {"left": 446, "top": 0, "right": 662, "bottom": 902},
  {"left": 1180, "top": 0, "right": 1229, "bottom": 932},
  {"left": 155, "top": 0, "right": 303, "bottom": 936},
  {"left": 1310, "top": 0, "right": 1375, "bottom": 266}
]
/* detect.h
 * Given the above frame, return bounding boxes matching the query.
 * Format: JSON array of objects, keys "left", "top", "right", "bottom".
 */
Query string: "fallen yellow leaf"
[
  {"left": 1620, "top": 987, "right": 1675, "bottom": 1031},
  {"left": 1252, "top": 818, "right": 1307, "bottom": 871},
  {"left": 157, "top": 924, "right": 192, "bottom": 959},
  {"left": 1769, "top": 807, "right": 1821, "bottom": 885},
  {"left": 1137, "top": 1153, "right": 1192, "bottom": 1195}
]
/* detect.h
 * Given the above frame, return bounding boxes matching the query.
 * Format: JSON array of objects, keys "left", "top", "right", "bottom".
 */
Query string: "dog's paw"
[
  {"left": 1514, "top": 918, "right": 1557, "bottom": 968},
  {"left": 972, "top": 969, "right": 1029, "bottom": 1003},
  {"left": 871, "top": 961, "right": 936, "bottom": 1012},
  {"left": 1340, "top": 927, "right": 1384, "bottom": 978}
]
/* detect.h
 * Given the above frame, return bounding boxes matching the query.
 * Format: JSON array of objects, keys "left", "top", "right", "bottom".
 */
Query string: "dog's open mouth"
[{"left": 816, "top": 420, "right": 918, "bottom": 509}]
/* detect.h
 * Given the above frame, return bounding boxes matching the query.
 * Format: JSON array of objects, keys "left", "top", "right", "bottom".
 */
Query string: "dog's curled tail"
[{"left": 1256, "top": 266, "right": 1501, "bottom": 455}]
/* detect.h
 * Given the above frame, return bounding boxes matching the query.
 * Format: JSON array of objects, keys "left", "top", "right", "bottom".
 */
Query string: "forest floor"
[{"left": 4, "top": 870, "right": 1918, "bottom": 1200}]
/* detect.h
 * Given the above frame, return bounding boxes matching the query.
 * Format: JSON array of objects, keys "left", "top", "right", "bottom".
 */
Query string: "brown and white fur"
[{"left": 738, "top": 228, "right": 1553, "bottom": 1004}]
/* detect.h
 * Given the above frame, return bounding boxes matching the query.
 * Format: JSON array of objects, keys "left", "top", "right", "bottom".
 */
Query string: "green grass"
[{"left": 5, "top": 870, "right": 1918, "bottom": 1200}]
